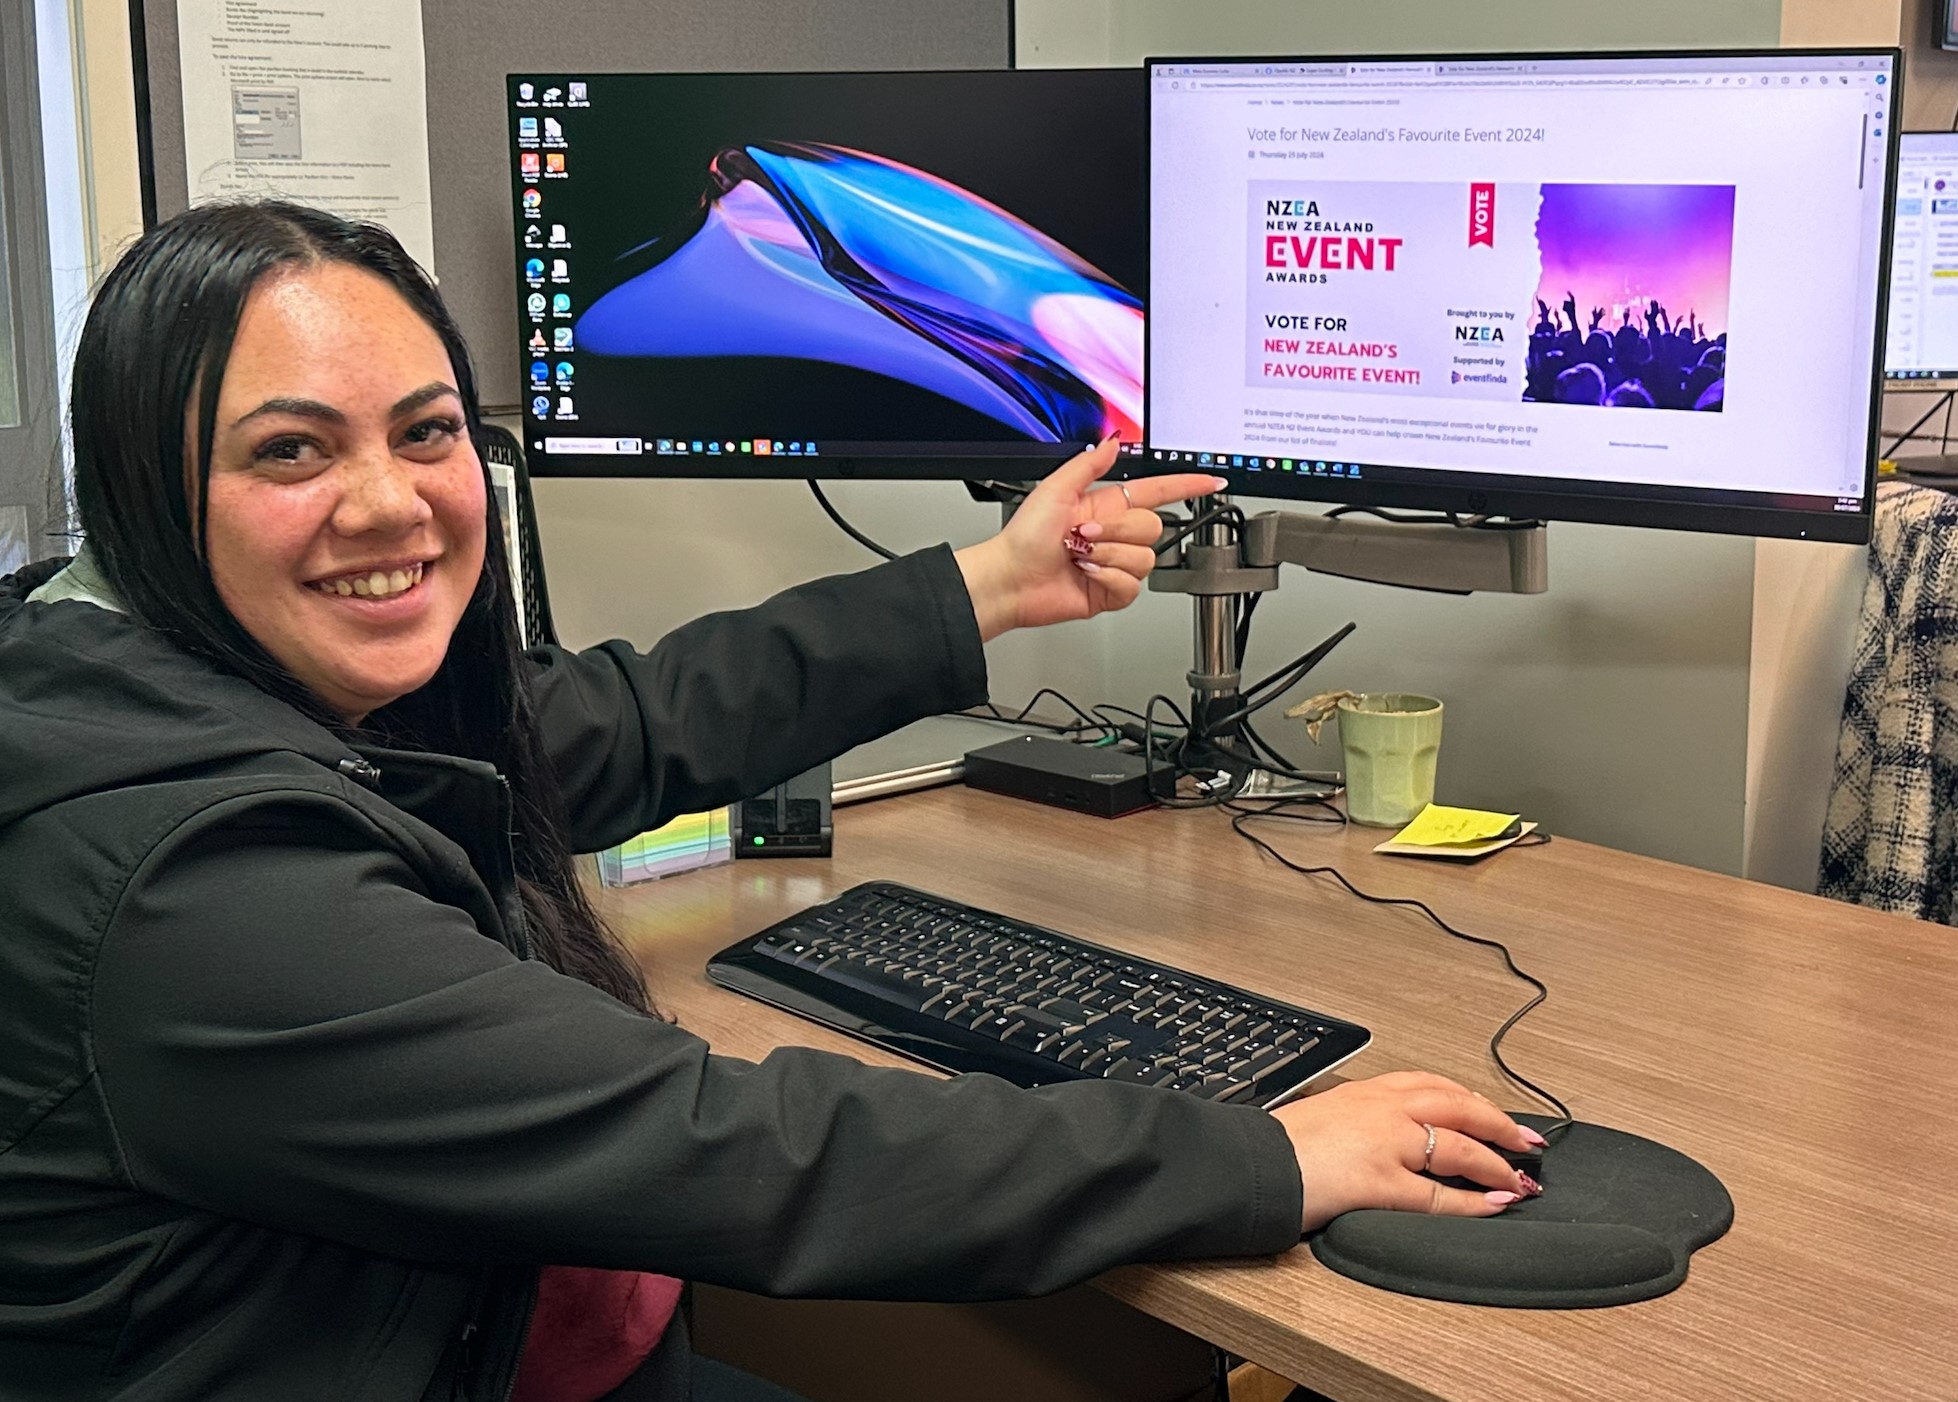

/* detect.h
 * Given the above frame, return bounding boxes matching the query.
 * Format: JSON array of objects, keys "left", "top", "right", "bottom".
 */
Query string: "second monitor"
[
  {"left": 1143, "top": 51, "right": 1899, "bottom": 542},
  {"left": 508, "top": 69, "right": 1145, "bottom": 478}
]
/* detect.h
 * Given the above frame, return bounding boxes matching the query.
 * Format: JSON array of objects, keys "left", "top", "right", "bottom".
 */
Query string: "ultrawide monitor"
[
  {"left": 507, "top": 70, "right": 1145, "bottom": 477},
  {"left": 1143, "top": 50, "right": 1900, "bottom": 542},
  {"left": 1884, "top": 131, "right": 1958, "bottom": 381}
]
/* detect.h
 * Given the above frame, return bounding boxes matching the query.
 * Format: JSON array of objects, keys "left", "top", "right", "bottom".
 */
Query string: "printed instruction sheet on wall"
[{"left": 176, "top": 0, "right": 436, "bottom": 274}]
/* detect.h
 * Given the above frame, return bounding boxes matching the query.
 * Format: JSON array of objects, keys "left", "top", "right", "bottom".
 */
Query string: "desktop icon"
[
  {"left": 784, "top": 441, "right": 799, "bottom": 455},
  {"left": 542, "top": 87, "right": 562, "bottom": 104},
  {"left": 529, "top": 361, "right": 549, "bottom": 386},
  {"left": 555, "top": 396, "right": 575, "bottom": 417},
  {"left": 723, "top": 441, "right": 736, "bottom": 453},
  {"left": 553, "top": 327, "right": 574, "bottom": 350},
  {"left": 568, "top": 82, "right": 587, "bottom": 103},
  {"left": 551, "top": 258, "right": 569, "bottom": 280},
  {"left": 524, "top": 257, "right": 544, "bottom": 281},
  {"left": 520, "top": 153, "right": 541, "bottom": 178},
  {"left": 518, "top": 117, "right": 538, "bottom": 140},
  {"left": 522, "top": 223, "right": 541, "bottom": 247},
  {"left": 707, "top": 441, "right": 721, "bottom": 454},
  {"left": 740, "top": 441, "right": 753, "bottom": 453},
  {"left": 753, "top": 439, "right": 771, "bottom": 455},
  {"left": 691, "top": 440, "right": 704, "bottom": 453},
  {"left": 527, "top": 329, "right": 548, "bottom": 352},
  {"left": 804, "top": 442, "right": 819, "bottom": 455},
  {"left": 522, "top": 190, "right": 541, "bottom": 213},
  {"left": 773, "top": 440, "right": 785, "bottom": 454},
  {"left": 526, "top": 293, "right": 547, "bottom": 317},
  {"left": 548, "top": 223, "right": 569, "bottom": 246},
  {"left": 530, "top": 395, "right": 550, "bottom": 418},
  {"left": 555, "top": 360, "right": 574, "bottom": 384},
  {"left": 545, "top": 153, "right": 566, "bottom": 174},
  {"left": 543, "top": 116, "right": 564, "bottom": 141},
  {"left": 1230, "top": 455, "right": 1244, "bottom": 467},
  {"left": 1314, "top": 461, "right": 1328, "bottom": 474},
  {"left": 657, "top": 439, "right": 673, "bottom": 454},
  {"left": 1282, "top": 458, "right": 1294, "bottom": 470},
  {"left": 517, "top": 82, "right": 534, "bottom": 102},
  {"left": 551, "top": 293, "right": 571, "bottom": 315}
]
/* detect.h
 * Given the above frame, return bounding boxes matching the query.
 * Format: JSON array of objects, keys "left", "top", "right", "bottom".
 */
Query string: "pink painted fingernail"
[
  {"left": 1076, "top": 519, "right": 1104, "bottom": 539},
  {"left": 1518, "top": 1174, "right": 1543, "bottom": 1197},
  {"left": 1520, "top": 1126, "right": 1547, "bottom": 1147},
  {"left": 1062, "top": 526, "right": 1094, "bottom": 557},
  {"left": 1074, "top": 559, "right": 1103, "bottom": 575},
  {"left": 1486, "top": 1191, "right": 1520, "bottom": 1207}
]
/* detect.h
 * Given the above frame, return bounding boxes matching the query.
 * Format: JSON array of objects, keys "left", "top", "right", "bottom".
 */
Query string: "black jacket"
[{"left": 0, "top": 547, "right": 1303, "bottom": 1401}]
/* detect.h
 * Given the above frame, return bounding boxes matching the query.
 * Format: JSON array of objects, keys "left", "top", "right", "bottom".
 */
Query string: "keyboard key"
[
  {"left": 1103, "top": 1057, "right": 1172, "bottom": 1086},
  {"left": 825, "top": 959, "right": 932, "bottom": 1011}
]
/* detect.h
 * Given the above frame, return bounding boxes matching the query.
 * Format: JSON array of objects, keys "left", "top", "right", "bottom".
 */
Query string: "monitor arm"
[{"left": 1145, "top": 495, "right": 1548, "bottom": 758}]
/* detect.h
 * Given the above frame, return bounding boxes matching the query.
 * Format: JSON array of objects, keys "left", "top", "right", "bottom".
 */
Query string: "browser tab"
[{"left": 1347, "top": 62, "right": 1437, "bottom": 78}]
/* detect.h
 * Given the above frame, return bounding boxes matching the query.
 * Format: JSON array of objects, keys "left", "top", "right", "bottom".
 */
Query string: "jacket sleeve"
[
  {"left": 524, "top": 546, "right": 989, "bottom": 854},
  {"left": 90, "top": 795, "right": 1302, "bottom": 1300}
]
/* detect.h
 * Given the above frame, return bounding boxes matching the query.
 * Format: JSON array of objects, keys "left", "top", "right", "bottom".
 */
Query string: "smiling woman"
[{"left": 0, "top": 201, "right": 1533, "bottom": 1402}]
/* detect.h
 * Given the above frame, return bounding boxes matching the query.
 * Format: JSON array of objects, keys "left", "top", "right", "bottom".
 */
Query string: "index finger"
[
  {"left": 1095, "top": 472, "right": 1230, "bottom": 517},
  {"left": 1406, "top": 1086, "right": 1532, "bottom": 1152}
]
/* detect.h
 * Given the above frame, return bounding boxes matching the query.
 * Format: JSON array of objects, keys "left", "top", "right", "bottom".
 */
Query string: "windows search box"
[{"left": 545, "top": 436, "right": 643, "bottom": 454}]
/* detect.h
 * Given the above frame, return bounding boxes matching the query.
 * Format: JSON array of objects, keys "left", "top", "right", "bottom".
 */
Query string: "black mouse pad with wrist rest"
[{"left": 1307, "top": 1116, "right": 1734, "bottom": 1307}]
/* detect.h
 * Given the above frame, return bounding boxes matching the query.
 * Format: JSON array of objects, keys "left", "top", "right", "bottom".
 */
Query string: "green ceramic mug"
[{"left": 1337, "top": 693, "right": 1444, "bottom": 827}]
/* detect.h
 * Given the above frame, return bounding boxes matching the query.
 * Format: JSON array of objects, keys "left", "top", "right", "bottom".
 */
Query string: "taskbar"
[
  {"left": 1143, "top": 442, "right": 1870, "bottom": 536},
  {"left": 528, "top": 435, "right": 1148, "bottom": 464}
]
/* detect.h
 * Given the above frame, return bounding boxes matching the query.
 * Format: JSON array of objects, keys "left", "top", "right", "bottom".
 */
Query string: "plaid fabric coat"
[{"left": 1819, "top": 481, "right": 1958, "bottom": 924}]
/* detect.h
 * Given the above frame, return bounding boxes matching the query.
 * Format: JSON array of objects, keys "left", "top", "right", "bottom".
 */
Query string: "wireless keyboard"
[{"left": 706, "top": 881, "right": 1371, "bottom": 1106}]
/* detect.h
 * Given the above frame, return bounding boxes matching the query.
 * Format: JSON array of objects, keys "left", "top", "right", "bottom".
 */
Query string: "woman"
[{"left": 0, "top": 203, "right": 1539, "bottom": 1401}]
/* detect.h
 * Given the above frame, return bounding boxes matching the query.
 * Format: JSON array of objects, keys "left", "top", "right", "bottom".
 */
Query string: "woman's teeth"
[{"left": 313, "top": 562, "right": 424, "bottom": 598}]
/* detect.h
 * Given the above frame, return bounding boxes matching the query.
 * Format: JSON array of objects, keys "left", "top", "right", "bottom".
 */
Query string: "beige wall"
[
  {"left": 72, "top": 0, "right": 144, "bottom": 281},
  {"left": 1780, "top": 0, "right": 1902, "bottom": 45}
]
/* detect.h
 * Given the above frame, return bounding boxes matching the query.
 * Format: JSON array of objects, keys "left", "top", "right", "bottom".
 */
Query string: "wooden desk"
[{"left": 597, "top": 786, "right": 1958, "bottom": 1402}]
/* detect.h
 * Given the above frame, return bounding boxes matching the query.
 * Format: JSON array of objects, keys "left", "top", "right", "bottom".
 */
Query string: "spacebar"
[{"left": 808, "top": 959, "right": 932, "bottom": 1012}]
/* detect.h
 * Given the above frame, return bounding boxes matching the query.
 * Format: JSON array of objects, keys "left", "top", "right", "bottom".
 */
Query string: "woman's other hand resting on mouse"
[{"left": 1273, "top": 1072, "right": 1547, "bottom": 1231}]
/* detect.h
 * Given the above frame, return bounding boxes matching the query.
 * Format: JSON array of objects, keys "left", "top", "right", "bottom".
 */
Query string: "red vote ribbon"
[{"left": 1469, "top": 182, "right": 1496, "bottom": 247}]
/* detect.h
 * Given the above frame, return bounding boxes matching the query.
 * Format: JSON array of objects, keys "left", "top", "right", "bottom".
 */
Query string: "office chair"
[{"left": 478, "top": 423, "right": 560, "bottom": 648}]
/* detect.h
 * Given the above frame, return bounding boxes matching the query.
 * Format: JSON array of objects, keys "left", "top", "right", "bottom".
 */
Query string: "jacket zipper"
[{"left": 498, "top": 1283, "right": 540, "bottom": 1402}]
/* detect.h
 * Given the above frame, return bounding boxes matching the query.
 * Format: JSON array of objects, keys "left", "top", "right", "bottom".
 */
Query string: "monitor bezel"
[
  {"left": 505, "top": 67, "right": 1145, "bottom": 483},
  {"left": 1139, "top": 46, "right": 1902, "bottom": 544},
  {"left": 1884, "top": 130, "right": 1958, "bottom": 383}
]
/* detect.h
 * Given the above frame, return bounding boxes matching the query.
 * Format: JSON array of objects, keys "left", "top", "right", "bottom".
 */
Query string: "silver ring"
[
  {"left": 1118, "top": 481, "right": 1134, "bottom": 510},
  {"left": 1421, "top": 1123, "right": 1437, "bottom": 1174}
]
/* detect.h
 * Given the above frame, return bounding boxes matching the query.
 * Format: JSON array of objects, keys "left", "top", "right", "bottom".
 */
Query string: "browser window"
[{"left": 1145, "top": 53, "right": 1896, "bottom": 536}]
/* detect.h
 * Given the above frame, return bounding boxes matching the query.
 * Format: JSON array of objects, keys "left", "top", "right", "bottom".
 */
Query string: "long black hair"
[{"left": 69, "top": 200, "right": 652, "bottom": 1013}]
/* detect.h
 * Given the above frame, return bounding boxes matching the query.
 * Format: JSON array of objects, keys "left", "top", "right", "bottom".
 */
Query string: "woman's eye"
[
  {"left": 402, "top": 415, "right": 464, "bottom": 447},
  {"left": 255, "top": 435, "right": 321, "bottom": 465}
]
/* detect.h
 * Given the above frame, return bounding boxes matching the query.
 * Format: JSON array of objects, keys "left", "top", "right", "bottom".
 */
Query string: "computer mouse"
[
  {"left": 1434, "top": 1139, "right": 1544, "bottom": 1193},
  {"left": 1494, "top": 1142, "right": 1544, "bottom": 1183}
]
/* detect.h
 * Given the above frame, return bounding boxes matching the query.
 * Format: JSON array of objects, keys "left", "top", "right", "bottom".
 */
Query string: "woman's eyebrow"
[{"left": 228, "top": 382, "right": 459, "bottom": 429}]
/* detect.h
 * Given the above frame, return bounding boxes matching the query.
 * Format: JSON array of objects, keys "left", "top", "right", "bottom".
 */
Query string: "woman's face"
[{"left": 201, "top": 262, "right": 487, "bottom": 723}]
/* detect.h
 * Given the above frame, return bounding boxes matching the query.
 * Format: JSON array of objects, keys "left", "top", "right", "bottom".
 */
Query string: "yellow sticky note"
[{"left": 1392, "top": 804, "right": 1520, "bottom": 847}]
